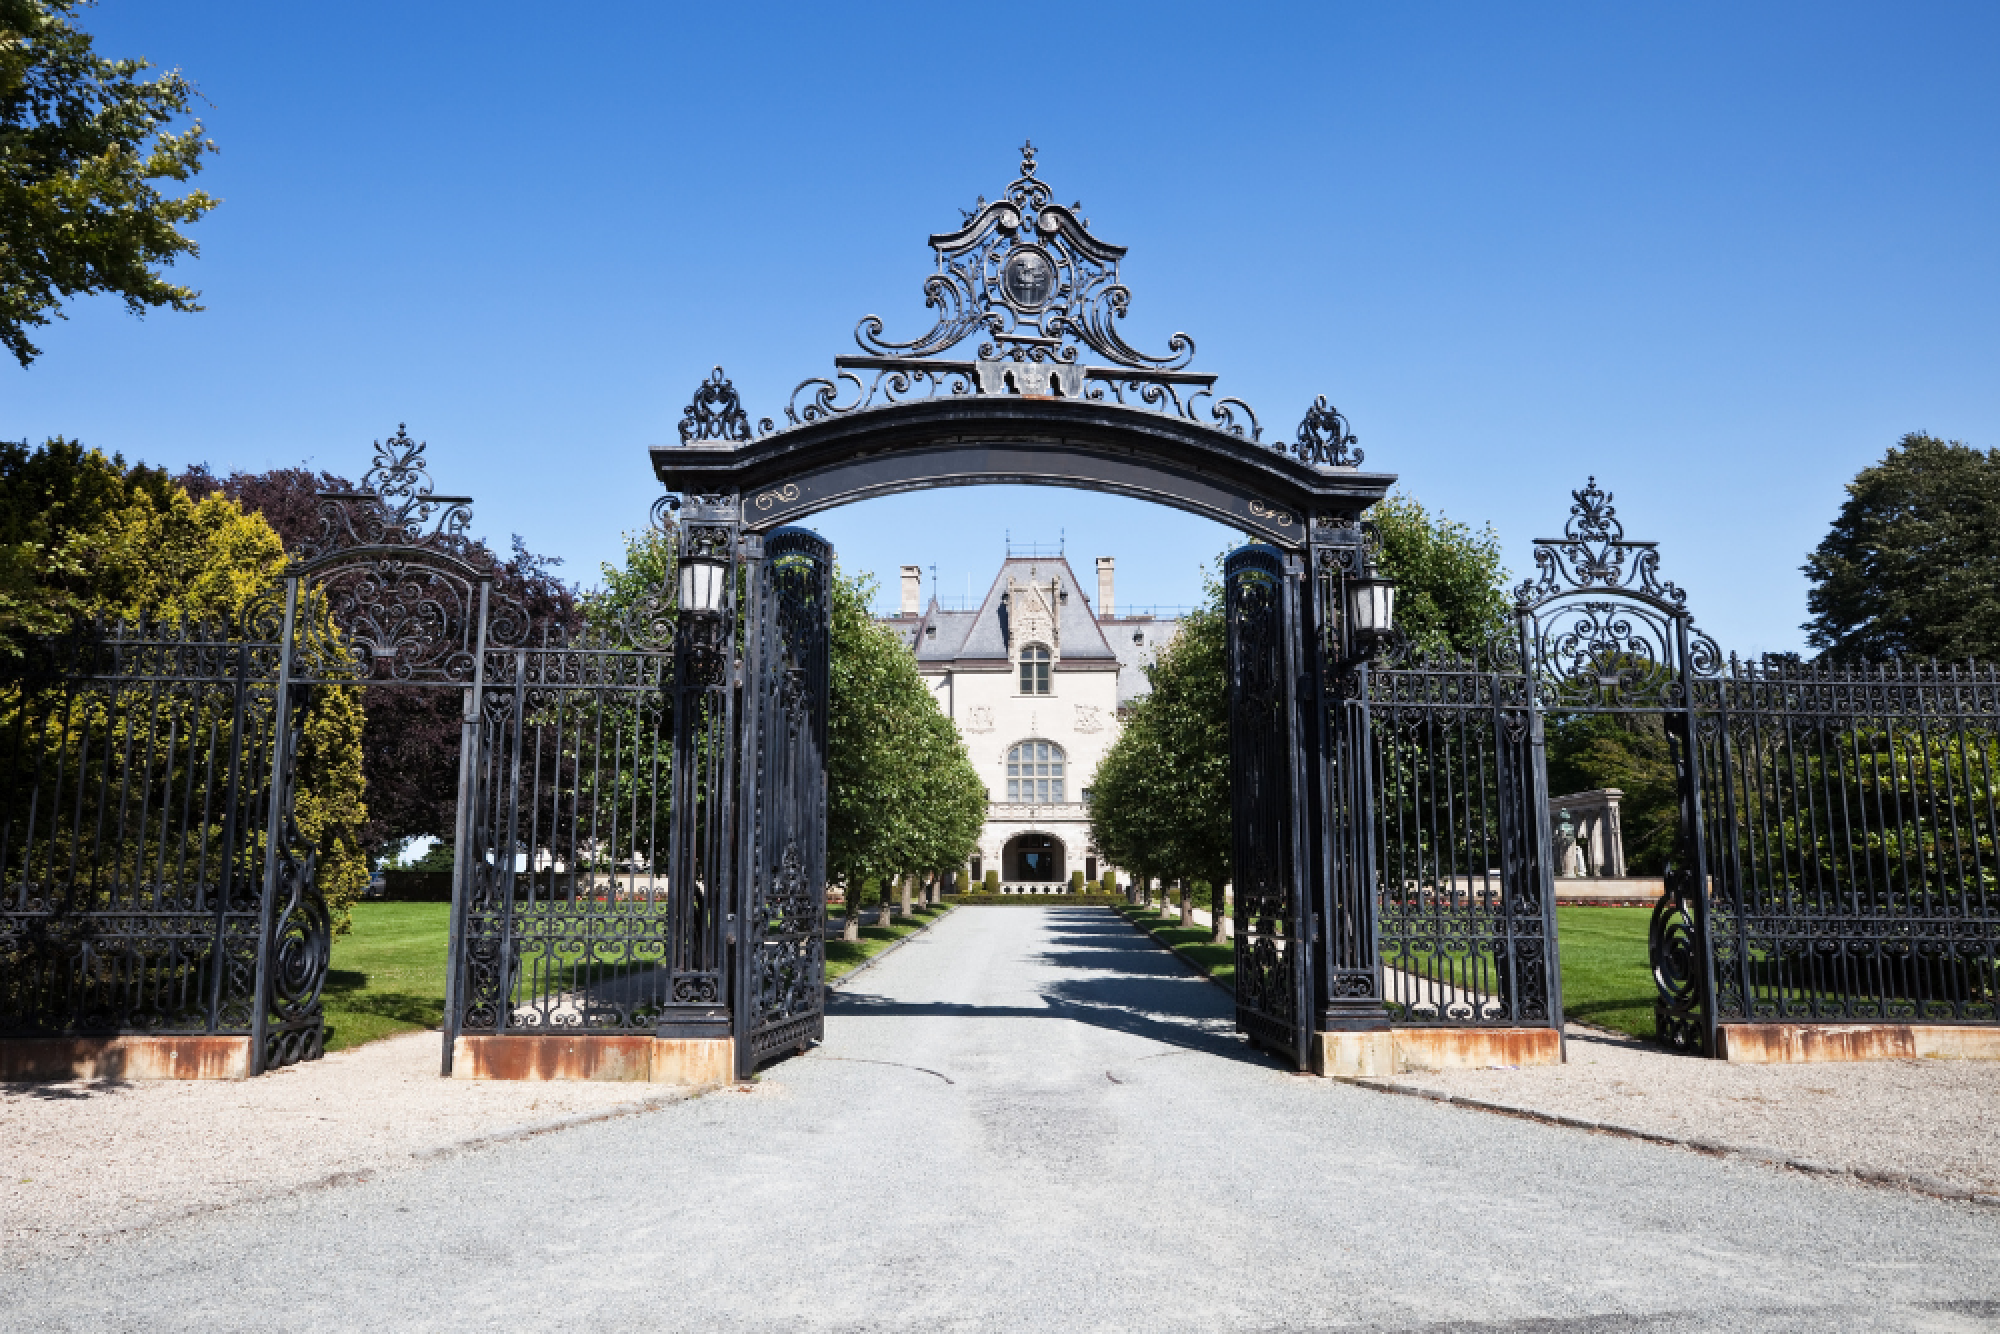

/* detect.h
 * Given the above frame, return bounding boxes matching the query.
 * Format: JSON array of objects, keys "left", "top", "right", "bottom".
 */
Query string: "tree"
[
  {"left": 1, "top": 1, "right": 219, "bottom": 367},
  {"left": 179, "top": 462, "right": 580, "bottom": 857},
  {"left": 825, "top": 566, "right": 982, "bottom": 938},
  {"left": 1370, "top": 492, "right": 1512, "bottom": 656},
  {"left": 1803, "top": 433, "right": 2000, "bottom": 663},
  {"left": 1091, "top": 497, "right": 1512, "bottom": 940},
  {"left": 1091, "top": 567, "right": 1231, "bottom": 938},
  {"left": 0, "top": 440, "right": 369, "bottom": 929}
]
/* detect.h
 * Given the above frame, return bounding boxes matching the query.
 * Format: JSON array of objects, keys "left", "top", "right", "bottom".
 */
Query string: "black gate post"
[
  {"left": 728, "top": 531, "right": 767, "bottom": 1075},
  {"left": 1670, "top": 617, "right": 1722, "bottom": 1056},
  {"left": 1507, "top": 602, "right": 1566, "bottom": 1043},
  {"left": 250, "top": 575, "right": 301, "bottom": 1077},
  {"left": 439, "top": 578, "right": 493, "bottom": 1076},
  {"left": 1307, "top": 523, "right": 1392, "bottom": 1036},
  {"left": 659, "top": 494, "right": 741, "bottom": 1044}
]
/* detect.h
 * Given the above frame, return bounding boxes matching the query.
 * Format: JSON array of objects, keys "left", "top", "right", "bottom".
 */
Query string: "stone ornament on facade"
[
  {"left": 1074, "top": 704, "right": 1103, "bottom": 733},
  {"left": 965, "top": 705, "right": 993, "bottom": 733}
]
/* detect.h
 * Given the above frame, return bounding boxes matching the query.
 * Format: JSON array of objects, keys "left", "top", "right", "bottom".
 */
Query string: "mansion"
[{"left": 882, "top": 554, "right": 1180, "bottom": 890}]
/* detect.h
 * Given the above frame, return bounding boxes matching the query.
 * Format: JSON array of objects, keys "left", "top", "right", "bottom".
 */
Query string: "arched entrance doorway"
[
  {"left": 1003, "top": 833, "right": 1064, "bottom": 884},
  {"left": 654, "top": 144, "right": 1563, "bottom": 1078}
]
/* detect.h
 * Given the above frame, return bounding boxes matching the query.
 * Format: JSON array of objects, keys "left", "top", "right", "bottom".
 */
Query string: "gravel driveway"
[{"left": 4, "top": 906, "right": 1999, "bottom": 1332}]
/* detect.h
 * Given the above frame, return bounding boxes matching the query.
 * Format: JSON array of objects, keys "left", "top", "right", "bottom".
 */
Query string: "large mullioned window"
[
  {"left": 1006, "top": 740, "right": 1065, "bottom": 803},
  {"left": 1019, "top": 644, "right": 1051, "bottom": 694}
]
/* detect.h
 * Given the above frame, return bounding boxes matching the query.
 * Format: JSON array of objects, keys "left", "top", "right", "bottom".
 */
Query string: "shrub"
[{"left": 984, "top": 869, "right": 1000, "bottom": 892}]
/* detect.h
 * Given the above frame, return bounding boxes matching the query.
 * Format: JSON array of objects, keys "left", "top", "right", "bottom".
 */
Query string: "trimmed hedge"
[{"left": 947, "top": 893, "right": 1125, "bottom": 906}]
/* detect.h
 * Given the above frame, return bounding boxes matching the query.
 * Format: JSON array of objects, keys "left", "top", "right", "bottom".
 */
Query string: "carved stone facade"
[{"left": 882, "top": 554, "right": 1180, "bottom": 890}]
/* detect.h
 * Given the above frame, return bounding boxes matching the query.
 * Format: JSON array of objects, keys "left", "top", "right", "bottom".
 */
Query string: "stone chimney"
[
  {"left": 900, "top": 565, "right": 921, "bottom": 616},
  {"left": 1095, "top": 557, "right": 1115, "bottom": 617}
]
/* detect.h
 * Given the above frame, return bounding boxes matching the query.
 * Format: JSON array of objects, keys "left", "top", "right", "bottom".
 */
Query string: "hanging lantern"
[
  {"left": 1345, "top": 563, "right": 1397, "bottom": 642},
  {"left": 677, "top": 547, "right": 729, "bottom": 616}
]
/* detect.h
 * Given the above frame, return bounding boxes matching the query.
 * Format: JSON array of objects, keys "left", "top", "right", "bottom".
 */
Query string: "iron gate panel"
[
  {"left": 735, "top": 527, "right": 831, "bottom": 1076},
  {"left": 1681, "top": 658, "right": 2000, "bottom": 1034},
  {"left": 452, "top": 637, "right": 679, "bottom": 1036},
  {"left": 1225, "top": 545, "right": 1313, "bottom": 1066},
  {"left": 0, "top": 621, "right": 289, "bottom": 1049},
  {"left": 1366, "top": 649, "right": 1560, "bottom": 1027}
]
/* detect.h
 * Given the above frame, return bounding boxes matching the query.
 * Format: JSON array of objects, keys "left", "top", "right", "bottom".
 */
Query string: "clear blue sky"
[{"left": 11, "top": 2, "right": 1998, "bottom": 652}]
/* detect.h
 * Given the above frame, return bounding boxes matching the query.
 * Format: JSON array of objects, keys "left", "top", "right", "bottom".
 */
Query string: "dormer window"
[
  {"left": 925, "top": 625, "right": 936, "bottom": 639},
  {"left": 1019, "top": 644, "right": 1051, "bottom": 694}
]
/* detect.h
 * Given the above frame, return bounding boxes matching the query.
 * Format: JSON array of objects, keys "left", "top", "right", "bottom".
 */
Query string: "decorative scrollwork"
[
  {"left": 305, "top": 425, "right": 473, "bottom": 560},
  {"left": 1650, "top": 867, "right": 1706, "bottom": 1052},
  {"left": 678, "top": 366, "right": 771, "bottom": 442},
  {"left": 1516, "top": 477, "right": 1688, "bottom": 610},
  {"left": 1294, "top": 396, "right": 1361, "bottom": 466},
  {"left": 858, "top": 140, "right": 1194, "bottom": 374}
]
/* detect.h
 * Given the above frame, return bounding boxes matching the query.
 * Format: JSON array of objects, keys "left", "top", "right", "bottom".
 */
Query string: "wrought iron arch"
[{"left": 651, "top": 147, "right": 1394, "bottom": 546}]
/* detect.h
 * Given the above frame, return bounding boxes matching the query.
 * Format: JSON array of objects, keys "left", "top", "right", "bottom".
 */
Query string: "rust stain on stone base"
[
  {"left": 1395, "top": 1027, "right": 1562, "bottom": 1072},
  {"left": 451, "top": 1035, "right": 732, "bottom": 1085},
  {"left": 1719, "top": 1024, "right": 1914, "bottom": 1063},
  {"left": 1720, "top": 1023, "right": 2000, "bottom": 1063},
  {"left": 1310, "top": 1027, "right": 1563, "bottom": 1077},
  {"left": 0, "top": 1036, "right": 253, "bottom": 1081}
]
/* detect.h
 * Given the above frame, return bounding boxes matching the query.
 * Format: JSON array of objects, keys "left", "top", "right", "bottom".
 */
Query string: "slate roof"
[{"left": 882, "top": 556, "right": 1180, "bottom": 705}]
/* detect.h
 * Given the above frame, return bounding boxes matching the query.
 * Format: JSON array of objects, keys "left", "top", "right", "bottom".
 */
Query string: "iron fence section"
[
  {"left": 454, "top": 637, "right": 679, "bottom": 1035},
  {"left": 0, "top": 616, "right": 329, "bottom": 1065},
  {"left": 1366, "top": 656, "right": 1561, "bottom": 1027},
  {"left": 1665, "top": 658, "right": 2000, "bottom": 1037}
]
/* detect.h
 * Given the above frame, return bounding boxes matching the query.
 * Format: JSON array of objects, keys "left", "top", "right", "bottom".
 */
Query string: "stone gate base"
[
  {"left": 451, "top": 1035, "right": 734, "bottom": 1086},
  {"left": 0, "top": 1036, "right": 254, "bottom": 1081},
  {"left": 1310, "top": 1027, "right": 1562, "bottom": 1078},
  {"left": 1717, "top": 1023, "right": 2000, "bottom": 1064}
]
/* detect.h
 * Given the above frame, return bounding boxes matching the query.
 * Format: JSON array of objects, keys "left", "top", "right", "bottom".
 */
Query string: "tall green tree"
[
  {"left": 0, "top": 440, "right": 369, "bottom": 929},
  {"left": 1370, "top": 492, "right": 1512, "bottom": 656},
  {"left": 825, "top": 567, "right": 982, "bottom": 936},
  {"left": 1803, "top": 433, "right": 2000, "bottom": 662},
  {"left": 1, "top": 0, "right": 218, "bottom": 367},
  {"left": 1092, "top": 494, "right": 1513, "bottom": 936},
  {"left": 1090, "top": 565, "right": 1232, "bottom": 937}
]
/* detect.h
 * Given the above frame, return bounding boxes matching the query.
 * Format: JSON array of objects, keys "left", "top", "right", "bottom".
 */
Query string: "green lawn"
[
  {"left": 1118, "top": 902, "right": 1658, "bottom": 1041},
  {"left": 1118, "top": 905, "right": 1235, "bottom": 990},
  {"left": 320, "top": 899, "right": 953, "bottom": 1052},
  {"left": 323, "top": 901, "right": 451, "bottom": 1053},
  {"left": 322, "top": 899, "right": 1654, "bottom": 1053},
  {"left": 1555, "top": 905, "right": 1656, "bottom": 1040},
  {"left": 825, "top": 905, "right": 952, "bottom": 981}
]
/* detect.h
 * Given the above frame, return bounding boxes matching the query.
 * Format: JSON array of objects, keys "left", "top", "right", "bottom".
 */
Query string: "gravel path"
[
  {"left": 2, "top": 1027, "right": 684, "bottom": 1262},
  {"left": 1376, "top": 1023, "right": 2000, "bottom": 1196},
  {"left": 5, "top": 907, "right": 2000, "bottom": 1332}
]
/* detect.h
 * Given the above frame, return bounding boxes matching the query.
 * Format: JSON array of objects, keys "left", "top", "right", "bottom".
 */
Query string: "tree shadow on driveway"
[{"left": 825, "top": 907, "right": 1275, "bottom": 1069}]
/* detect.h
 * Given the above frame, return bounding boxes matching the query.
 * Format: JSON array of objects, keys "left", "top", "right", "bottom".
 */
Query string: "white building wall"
[{"left": 931, "top": 662, "right": 1121, "bottom": 884}]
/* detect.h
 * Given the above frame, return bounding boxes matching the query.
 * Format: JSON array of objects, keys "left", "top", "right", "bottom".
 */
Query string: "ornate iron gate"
[
  {"left": 1511, "top": 479, "right": 1720, "bottom": 1051},
  {"left": 1225, "top": 545, "right": 1314, "bottom": 1067},
  {"left": 0, "top": 614, "right": 305, "bottom": 1068},
  {"left": 733, "top": 527, "right": 832, "bottom": 1077},
  {"left": 1364, "top": 639, "right": 1561, "bottom": 1028}
]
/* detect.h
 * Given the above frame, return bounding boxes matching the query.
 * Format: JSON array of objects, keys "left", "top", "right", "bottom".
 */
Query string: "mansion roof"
[{"left": 884, "top": 555, "right": 1180, "bottom": 706}]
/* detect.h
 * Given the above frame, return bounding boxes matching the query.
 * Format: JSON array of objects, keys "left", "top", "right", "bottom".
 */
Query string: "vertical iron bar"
[
  {"left": 250, "top": 577, "right": 301, "bottom": 1077},
  {"left": 440, "top": 577, "right": 493, "bottom": 1077}
]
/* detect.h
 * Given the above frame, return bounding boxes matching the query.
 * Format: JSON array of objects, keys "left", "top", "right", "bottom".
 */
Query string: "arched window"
[
  {"left": 1019, "top": 644, "right": 1051, "bottom": 694},
  {"left": 1006, "top": 740, "right": 1065, "bottom": 803}
]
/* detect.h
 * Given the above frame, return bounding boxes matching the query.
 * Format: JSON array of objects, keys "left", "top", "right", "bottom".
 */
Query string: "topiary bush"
[{"left": 984, "top": 869, "right": 1000, "bottom": 892}]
